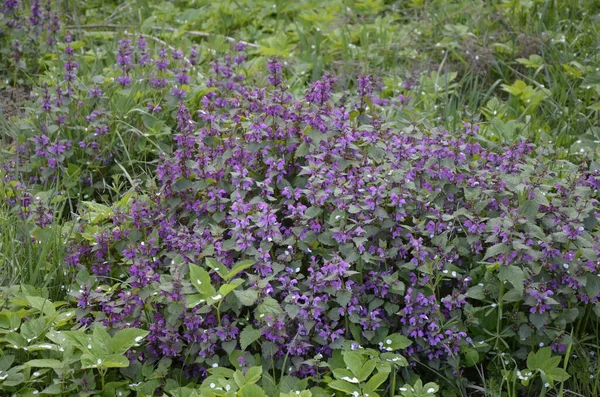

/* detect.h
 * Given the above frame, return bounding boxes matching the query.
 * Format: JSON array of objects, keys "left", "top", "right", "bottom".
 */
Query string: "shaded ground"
[{"left": 0, "top": 86, "right": 29, "bottom": 119}]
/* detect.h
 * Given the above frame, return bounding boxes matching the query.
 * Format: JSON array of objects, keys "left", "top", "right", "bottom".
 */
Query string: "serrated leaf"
[
  {"left": 483, "top": 243, "right": 509, "bottom": 261},
  {"left": 240, "top": 326, "right": 261, "bottom": 350},
  {"left": 305, "top": 206, "right": 323, "bottom": 219},
  {"left": 234, "top": 289, "right": 259, "bottom": 306},
  {"left": 586, "top": 274, "right": 600, "bottom": 299},
  {"left": 499, "top": 265, "right": 525, "bottom": 298}
]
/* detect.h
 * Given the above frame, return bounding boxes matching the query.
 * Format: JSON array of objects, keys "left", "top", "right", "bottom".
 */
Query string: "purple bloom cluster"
[{"left": 45, "top": 51, "right": 599, "bottom": 384}]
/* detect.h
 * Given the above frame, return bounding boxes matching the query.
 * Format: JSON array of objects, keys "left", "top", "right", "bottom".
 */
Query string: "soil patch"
[{"left": 0, "top": 86, "right": 30, "bottom": 119}]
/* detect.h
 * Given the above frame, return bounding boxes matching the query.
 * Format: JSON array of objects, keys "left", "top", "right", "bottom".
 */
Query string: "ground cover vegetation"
[{"left": 0, "top": 0, "right": 599, "bottom": 396}]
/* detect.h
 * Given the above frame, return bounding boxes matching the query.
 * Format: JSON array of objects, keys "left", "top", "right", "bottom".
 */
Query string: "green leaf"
[
  {"left": 25, "top": 296, "right": 56, "bottom": 316},
  {"left": 234, "top": 289, "right": 259, "bottom": 306},
  {"left": 226, "top": 259, "right": 255, "bottom": 280},
  {"left": 111, "top": 328, "right": 149, "bottom": 355},
  {"left": 342, "top": 351, "right": 363, "bottom": 378},
  {"left": 240, "top": 326, "right": 261, "bottom": 350},
  {"left": 383, "top": 333, "right": 412, "bottom": 350},
  {"left": 205, "top": 258, "right": 228, "bottom": 279},
  {"left": 238, "top": 383, "right": 267, "bottom": 397},
  {"left": 464, "top": 349, "right": 480, "bottom": 367},
  {"left": 499, "top": 265, "right": 525, "bottom": 298},
  {"left": 92, "top": 326, "right": 113, "bottom": 356},
  {"left": 586, "top": 274, "right": 600, "bottom": 299},
  {"left": 219, "top": 280, "right": 244, "bottom": 297},
  {"left": 25, "top": 359, "right": 62, "bottom": 368},
  {"left": 244, "top": 366, "right": 262, "bottom": 385},
  {"left": 100, "top": 354, "right": 130, "bottom": 368},
  {"left": 483, "top": 243, "right": 509, "bottom": 261},
  {"left": 547, "top": 367, "right": 570, "bottom": 382},
  {"left": 328, "top": 380, "right": 360, "bottom": 394},
  {"left": 189, "top": 264, "right": 217, "bottom": 297},
  {"left": 186, "top": 294, "right": 206, "bottom": 307},
  {"left": 305, "top": 206, "right": 323, "bottom": 219},
  {"left": 358, "top": 359, "right": 377, "bottom": 382},
  {"left": 256, "top": 297, "right": 283, "bottom": 317},
  {"left": 363, "top": 371, "right": 389, "bottom": 395},
  {"left": 527, "top": 347, "right": 553, "bottom": 371},
  {"left": 380, "top": 353, "right": 408, "bottom": 367}
]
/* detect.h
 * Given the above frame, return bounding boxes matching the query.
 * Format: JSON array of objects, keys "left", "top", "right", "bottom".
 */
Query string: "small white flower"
[
  {"left": 399, "top": 387, "right": 407, "bottom": 392},
  {"left": 386, "top": 339, "right": 392, "bottom": 345},
  {"left": 539, "top": 342, "right": 544, "bottom": 347},
  {"left": 210, "top": 383, "right": 216, "bottom": 388},
  {"left": 87, "top": 344, "right": 92, "bottom": 349},
  {"left": 341, "top": 376, "right": 359, "bottom": 383},
  {"left": 135, "top": 336, "right": 144, "bottom": 342},
  {"left": 196, "top": 279, "right": 202, "bottom": 285},
  {"left": 544, "top": 383, "right": 550, "bottom": 388},
  {"left": 212, "top": 363, "right": 218, "bottom": 368},
  {"left": 211, "top": 294, "right": 222, "bottom": 300},
  {"left": 225, "top": 384, "right": 231, "bottom": 391},
  {"left": 427, "top": 388, "right": 435, "bottom": 393},
  {"left": 33, "top": 372, "right": 40, "bottom": 377},
  {"left": 97, "top": 358, "right": 102, "bottom": 365}
]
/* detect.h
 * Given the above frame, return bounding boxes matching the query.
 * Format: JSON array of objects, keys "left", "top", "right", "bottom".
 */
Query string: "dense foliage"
[{"left": 1, "top": 1, "right": 600, "bottom": 397}]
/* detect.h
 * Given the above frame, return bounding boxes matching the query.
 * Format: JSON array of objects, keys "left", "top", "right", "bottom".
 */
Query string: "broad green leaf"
[
  {"left": 219, "top": 278, "right": 245, "bottom": 297},
  {"left": 586, "top": 274, "right": 600, "bottom": 299},
  {"left": 189, "top": 264, "right": 217, "bottom": 297},
  {"left": 205, "top": 258, "right": 228, "bottom": 279},
  {"left": 226, "top": 260, "right": 256, "bottom": 280},
  {"left": 358, "top": 359, "right": 378, "bottom": 381},
  {"left": 25, "top": 359, "right": 62, "bottom": 368},
  {"left": 238, "top": 383, "right": 267, "bottom": 397},
  {"left": 93, "top": 326, "right": 112, "bottom": 352},
  {"left": 499, "top": 265, "right": 525, "bottom": 298},
  {"left": 342, "top": 351, "right": 363, "bottom": 377},
  {"left": 363, "top": 371, "right": 389, "bottom": 395},
  {"left": 383, "top": 333, "right": 412, "bottom": 350},
  {"left": 256, "top": 297, "right": 283, "bottom": 317},
  {"left": 25, "top": 296, "right": 56, "bottom": 316},
  {"left": 233, "top": 289, "right": 259, "bottom": 306},
  {"left": 100, "top": 354, "right": 130, "bottom": 368},
  {"left": 305, "top": 206, "right": 323, "bottom": 219},
  {"left": 328, "top": 380, "right": 360, "bottom": 394},
  {"left": 111, "top": 328, "right": 149, "bottom": 355},
  {"left": 240, "top": 326, "right": 261, "bottom": 350},
  {"left": 244, "top": 366, "right": 262, "bottom": 385},
  {"left": 483, "top": 243, "right": 509, "bottom": 261},
  {"left": 186, "top": 294, "right": 206, "bottom": 307}
]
